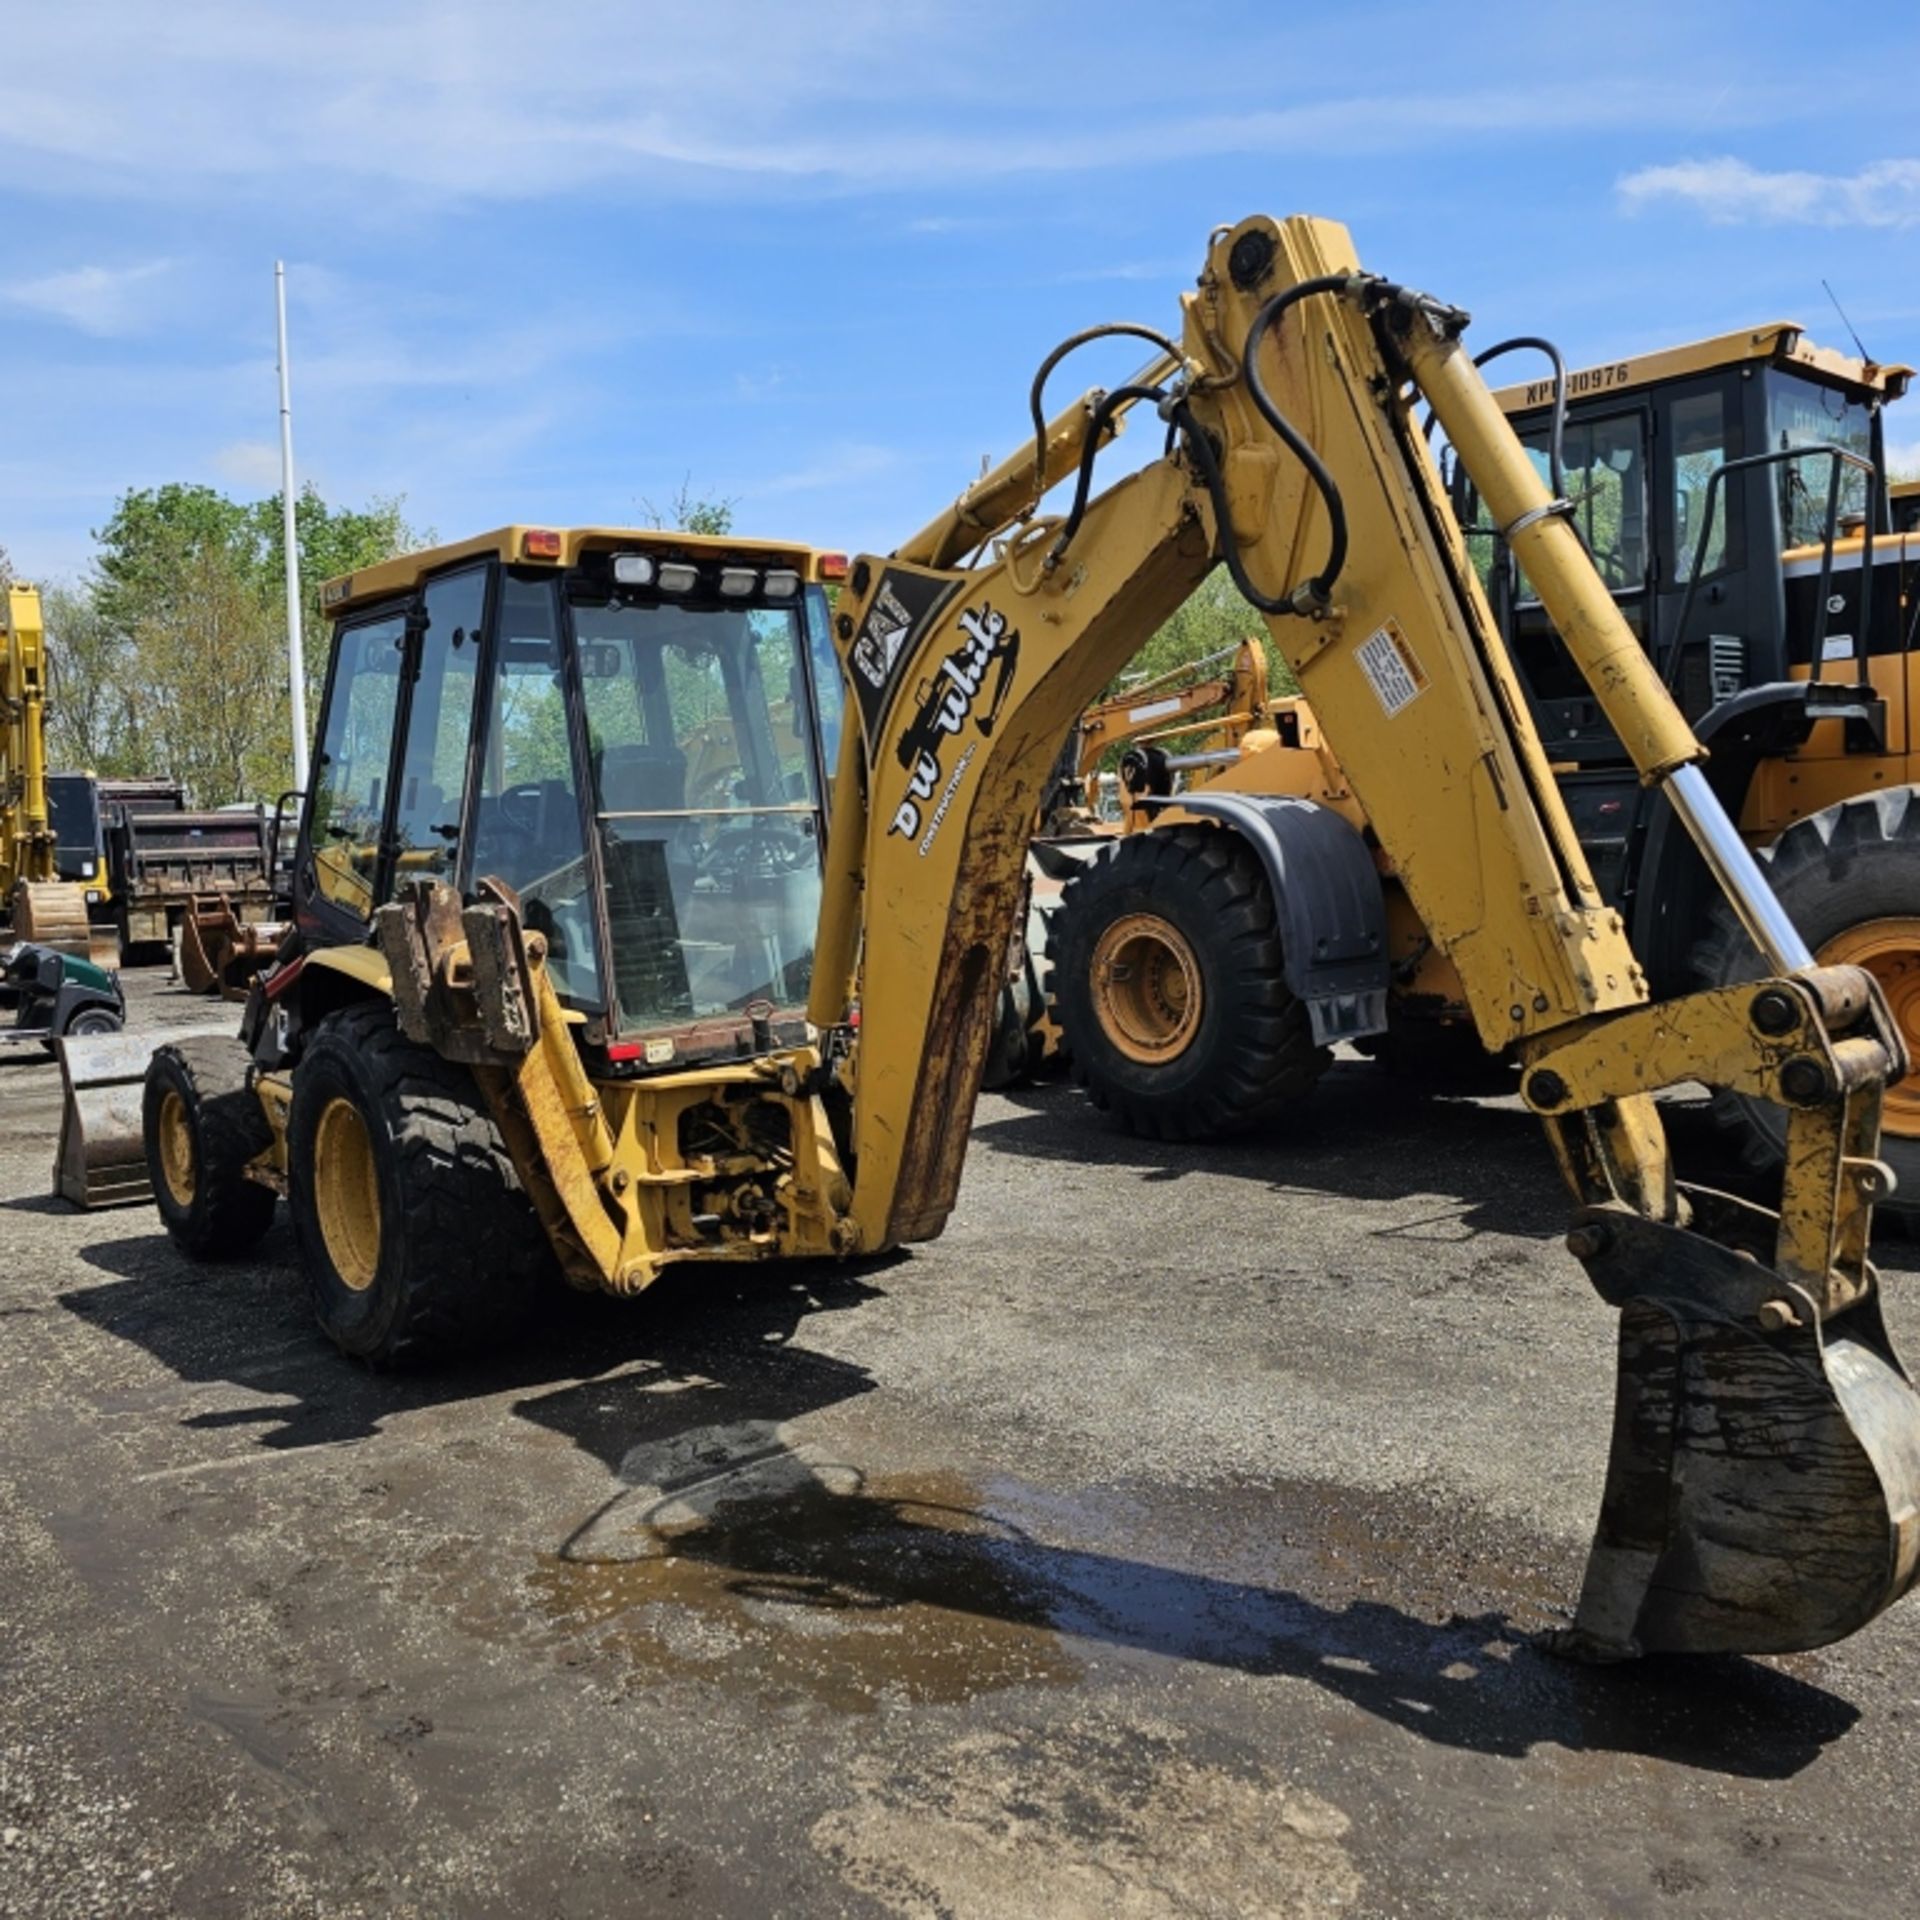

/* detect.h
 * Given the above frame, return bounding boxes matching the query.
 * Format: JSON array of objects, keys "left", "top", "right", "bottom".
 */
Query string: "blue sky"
[{"left": 4, "top": 0, "right": 1919, "bottom": 586}]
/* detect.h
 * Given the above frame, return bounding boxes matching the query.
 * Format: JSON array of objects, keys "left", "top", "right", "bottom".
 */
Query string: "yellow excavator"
[
  {"left": 144, "top": 215, "right": 1920, "bottom": 1661},
  {"left": 2, "top": 580, "right": 96, "bottom": 952}
]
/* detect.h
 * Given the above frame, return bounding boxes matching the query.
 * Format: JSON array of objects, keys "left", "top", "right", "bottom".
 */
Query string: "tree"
[
  {"left": 132, "top": 544, "right": 285, "bottom": 805},
  {"left": 63, "top": 480, "right": 419, "bottom": 804},
  {"left": 641, "top": 478, "right": 736, "bottom": 536},
  {"left": 1113, "top": 567, "right": 1297, "bottom": 699},
  {"left": 41, "top": 584, "right": 138, "bottom": 774}
]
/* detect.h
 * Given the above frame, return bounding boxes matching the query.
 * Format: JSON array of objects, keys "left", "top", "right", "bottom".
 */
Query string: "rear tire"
[
  {"left": 1692, "top": 787, "right": 1920, "bottom": 1224},
  {"left": 1054, "top": 825, "right": 1328, "bottom": 1139},
  {"left": 288, "top": 1002, "right": 554, "bottom": 1367},
  {"left": 145, "top": 1036, "right": 278, "bottom": 1258}
]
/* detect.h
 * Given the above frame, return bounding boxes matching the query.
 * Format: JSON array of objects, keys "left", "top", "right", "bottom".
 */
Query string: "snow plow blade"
[
  {"left": 1559, "top": 1194, "right": 1920, "bottom": 1658},
  {"left": 55, "top": 1022, "right": 235, "bottom": 1209}
]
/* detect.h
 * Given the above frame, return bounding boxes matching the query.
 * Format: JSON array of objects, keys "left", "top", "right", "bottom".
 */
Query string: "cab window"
[
  {"left": 1669, "top": 389, "right": 1734, "bottom": 582},
  {"left": 574, "top": 595, "right": 825, "bottom": 1036},
  {"left": 308, "top": 610, "right": 405, "bottom": 919},
  {"left": 470, "top": 572, "right": 604, "bottom": 1011},
  {"left": 389, "top": 566, "right": 485, "bottom": 882},
  {"left": 1768, "top": 371, "right": 1873, "bottom": 547},
  {"left": 1518, "top": 412, "right": 1648, "bottom": 598}
]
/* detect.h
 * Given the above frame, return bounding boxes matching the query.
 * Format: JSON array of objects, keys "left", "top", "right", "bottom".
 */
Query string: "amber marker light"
[
  {"left": 522, "top": 529, "right": 564, "bottom": 560},
  {"left": 818, "top": 552, "right": 850, "bottom": 581}
]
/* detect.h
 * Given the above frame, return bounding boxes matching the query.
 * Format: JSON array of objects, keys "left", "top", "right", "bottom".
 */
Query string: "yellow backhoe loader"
[
  {"left": 1038, "top": 635, "right": 1272, "bottom": 836},
  {"left": 145, "top": 216, "right": 1920, "bottom": 1661},
  {"left": 2, "top": 581, "right": 97, "bottom": 952}
]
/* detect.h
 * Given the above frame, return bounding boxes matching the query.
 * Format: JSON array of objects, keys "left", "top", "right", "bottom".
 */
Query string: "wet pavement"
[{"left": 3, "top": 972, "right": 1919, "bottom": 1916}]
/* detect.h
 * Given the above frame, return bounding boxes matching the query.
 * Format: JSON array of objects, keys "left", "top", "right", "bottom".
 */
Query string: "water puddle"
[{"left": 526, "top": 1423, "right": 1083, "bottom": 1710}]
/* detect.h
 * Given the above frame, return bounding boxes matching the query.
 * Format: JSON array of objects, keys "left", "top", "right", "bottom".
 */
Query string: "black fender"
[
  {"left": 1627, "top": 678, "right": 1885, "bottom": 997},
  {"left": 1146, "top": 792, "right": 1388, "bottom": 1045}
]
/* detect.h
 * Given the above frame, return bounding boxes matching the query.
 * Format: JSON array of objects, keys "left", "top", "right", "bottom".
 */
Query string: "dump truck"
[
  {"left": 145, "top": 215, "right": 1920, "bottom": 1662},
  {"left": 1053, "top": 322, "right": 1920, "bottom": 1211}
]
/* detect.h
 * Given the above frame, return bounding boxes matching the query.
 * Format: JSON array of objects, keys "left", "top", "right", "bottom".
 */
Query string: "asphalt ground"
[{"left": 4, "top": 970, "right": 1920, "bottom": 1918}]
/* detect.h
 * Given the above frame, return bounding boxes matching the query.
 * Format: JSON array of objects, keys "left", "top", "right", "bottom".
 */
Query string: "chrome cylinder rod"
[{"left": 1665, "top": 763, "right": 1813, "bottom": 975}]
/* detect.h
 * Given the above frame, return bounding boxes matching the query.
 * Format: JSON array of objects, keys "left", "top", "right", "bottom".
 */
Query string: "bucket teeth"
[{"left": 1563, "top": 1200, "right": 1920, "bottom": 1657}]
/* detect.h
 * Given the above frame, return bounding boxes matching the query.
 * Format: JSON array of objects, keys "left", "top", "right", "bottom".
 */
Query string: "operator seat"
[{"left": 594, "top": 743, "right": 696, "bottom": 1024}]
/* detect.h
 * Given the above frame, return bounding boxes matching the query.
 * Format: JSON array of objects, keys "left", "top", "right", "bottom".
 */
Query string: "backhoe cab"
[{"left": 148, "top": 218, "right": 1920, "bottom": 1661}]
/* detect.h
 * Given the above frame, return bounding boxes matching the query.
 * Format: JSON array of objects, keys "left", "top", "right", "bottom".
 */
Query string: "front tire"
[
  {"left": 288, "top": 1003, "right": 553, "bottom": 1366},
  {"left": 145, "top": 1036, "right": 278, "bottom": 1258},
  {"left": 1054, "top": 825, "right": 1328, "bottom": 1140},
  {"left": 1693, "top": 787, "right": 1920, "bottom": 1223}
]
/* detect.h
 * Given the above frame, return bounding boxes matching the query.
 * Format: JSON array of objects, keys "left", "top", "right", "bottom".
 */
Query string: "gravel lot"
[{"left": 4, "top": 970, "right": 1919, "bottom": 1918}]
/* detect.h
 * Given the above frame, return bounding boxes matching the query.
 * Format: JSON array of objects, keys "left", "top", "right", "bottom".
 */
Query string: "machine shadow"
[
  {"left": 517, "top": 1377, "right": 1856, "bottom": 1779},
  {"left": 57, "top": 1217, "right": 894, "bottom": 1451},
  {"left": 980, "top": 1062, "right": 1770, "bottom": 1245}
]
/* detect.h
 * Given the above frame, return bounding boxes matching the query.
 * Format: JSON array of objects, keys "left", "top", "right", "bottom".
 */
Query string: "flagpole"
[{"left": 276, "top": 261, "right": 309, "bottom": 793}]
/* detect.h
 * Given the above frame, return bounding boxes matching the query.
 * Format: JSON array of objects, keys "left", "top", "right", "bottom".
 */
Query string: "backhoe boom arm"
[{"left": 813, "top": 213, "right": 1920, "bottom": 1659}]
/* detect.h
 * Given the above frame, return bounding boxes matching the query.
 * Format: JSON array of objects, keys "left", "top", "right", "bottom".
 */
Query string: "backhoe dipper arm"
[{"left": 813, "top": 213, "right": 1920, "bottom": 1660}]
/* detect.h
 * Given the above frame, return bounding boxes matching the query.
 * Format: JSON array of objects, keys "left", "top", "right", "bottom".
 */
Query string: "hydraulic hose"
[
  {"left": 1239, "top": 273, "right": 1359, "bottom": 611},
  {"left": 1427, "top": 336, "right": 1569, "bottom": 512},
  {"left": 1026, "top": 323, "right": 1185, "bottom": 514},
  {"left": 1043, "top": 383, "right": 1173, "bottom": 569},
  {"left": 1172, "top": 399, "right": 1302, "bottom": 618}
]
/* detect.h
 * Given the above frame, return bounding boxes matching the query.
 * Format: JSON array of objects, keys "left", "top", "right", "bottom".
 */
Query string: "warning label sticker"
[{"left": 1355, "top": 620, "right": 1429, "bottom": 718}]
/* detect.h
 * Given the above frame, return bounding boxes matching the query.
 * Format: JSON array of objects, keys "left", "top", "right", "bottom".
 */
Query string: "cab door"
[{"left": 296, "top": 564, "right": 488, "bottom": 944}]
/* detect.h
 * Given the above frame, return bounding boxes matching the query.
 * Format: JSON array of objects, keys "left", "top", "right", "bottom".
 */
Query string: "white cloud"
[
  {"left": 213, "top": 440, "right": 284, "bottom": 491},
  {"left": 0, "top": 4, "right": 1807, "bottom": 208},
  {"left": 734, "top": 367, "right": 787, "bottom": 402},
  {"left": 1619, "top": 157, "right": 1920, "bottom": 228},
  {"left": 749, "top": 443, "right": 901, "bottom": 498},
  {"left": 5, "top": 260, "right": 170, "bottom": 335}
]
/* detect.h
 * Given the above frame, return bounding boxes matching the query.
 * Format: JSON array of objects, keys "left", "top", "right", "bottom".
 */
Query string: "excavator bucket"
[
  {"left": 11, "top": 880, "right": 95, "bottom": 959},
  {"left": 179, "top": 895, "right": 286, "bottom": 1001},
  {"left": 1562, "top": 1197, "right": 1920, "bottom": 1657},
  {"left": 54, "top": 1022, "right": 233, "bottom": 1208}
]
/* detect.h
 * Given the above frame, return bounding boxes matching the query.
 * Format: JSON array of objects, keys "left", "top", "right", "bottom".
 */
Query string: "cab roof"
[
  {"left": 320, "top": 525, "right": 840, "bottom": 618},
  {"left": 1491, "top": 322, "right": 1913, "bottom": 417}
]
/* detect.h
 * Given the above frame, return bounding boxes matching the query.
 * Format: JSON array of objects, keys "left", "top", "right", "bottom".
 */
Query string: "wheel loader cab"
[
  {"left": 298, "top": 527, "right": 845, "bottom": 1068},
  {"left": 1451, "top": 327, "right": 1914, "bottom": 931}
]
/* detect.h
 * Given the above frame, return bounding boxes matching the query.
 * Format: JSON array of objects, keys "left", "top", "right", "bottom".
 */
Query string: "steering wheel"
[{"left": 705, "top": 818, "right": 815, "bottom": 887}]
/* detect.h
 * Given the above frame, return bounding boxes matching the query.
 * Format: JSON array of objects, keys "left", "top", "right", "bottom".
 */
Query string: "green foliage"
[
  {"left": 47, "top": 482, "right": 418, "bottom": 805},
  {"left": 41, "top": 583, "right": 135, "bottom": 774},
  {"left": 1113, "top": 567, "right": 1296, "bottom": 698},
  {"left": 640, "top": 478, "right": 737, "bottom": 538}
]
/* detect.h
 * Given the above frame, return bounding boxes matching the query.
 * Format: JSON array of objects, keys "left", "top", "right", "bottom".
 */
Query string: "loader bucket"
[
  {"left": 54, "top": 1022, "right": 234, "bottom": 1208},
  {"left": 1562, "top": 1198, "right": 1920, "bottom": 1657}
]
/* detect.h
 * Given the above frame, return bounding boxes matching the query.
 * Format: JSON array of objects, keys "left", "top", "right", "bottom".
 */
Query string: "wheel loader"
[
  {"left": 1055, "top": 323, "right": 1920, "bottom": 1208},
  {"left": 145, "top": 215, "right": 1920, "bottom": 1661}
]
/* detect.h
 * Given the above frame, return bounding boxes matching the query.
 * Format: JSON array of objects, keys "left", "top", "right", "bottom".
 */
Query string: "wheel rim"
[
  {"left": 1818, "top": 917, "right": 1920, "bottom": 1138},
  {"left": 156, "top": 1088, "right": 196, "bottom": 1207},
  {"left": 1090, "top": 911, "right": 1204, "bottom": 1063},
  {"left": 313, "top": 1096, "right": 382, "bottom": 1292}
]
